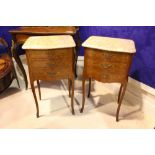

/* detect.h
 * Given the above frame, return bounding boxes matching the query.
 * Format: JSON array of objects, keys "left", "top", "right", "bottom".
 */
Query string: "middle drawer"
[{"left": 85, "top": 61, "right": 129, "bottom": 75}]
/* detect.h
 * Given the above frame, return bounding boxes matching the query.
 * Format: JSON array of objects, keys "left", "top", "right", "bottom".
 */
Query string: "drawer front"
[
  {"left": 85, "top": 65, "right": 128, "bottom": 83},
  {"left": 30, "top": 59, "right": 71, "bottom": 70},
  {"left": 92, "top": 72, "right": 127, "bottom": 83},
  {"left": 85, "top": 62, "right": 129, "bottom": 75},
  {"left": 32, "top": 68, "right": 72, "bottom": 80},
  {"left": 85, "top": 48, "right": 132, "bottom": 63},
  {"left": 28, "top": 48, "right": 72, "bottom": 60}
]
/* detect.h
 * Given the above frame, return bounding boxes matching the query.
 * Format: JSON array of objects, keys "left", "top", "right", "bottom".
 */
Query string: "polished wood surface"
[
  {"left": 81, "top": 47, "right": 134, "bottom": 122},
  {"left": 10, "top": 26, "right": 76, "bottom": 33},
  {"left": 10, "top": 26, "right": 77, "bottom": 44},
  {"left": 0, "top": 54, "right": 14, "bottom": 93},
  {"left": 24, "top": 36, "right": 75, "bottom": 117},
  {"left": 9, "top": 26, "right": 79, "bottom": 89},
  {"left": 0, "top": 37, "right": 20, "bottom": 93}
]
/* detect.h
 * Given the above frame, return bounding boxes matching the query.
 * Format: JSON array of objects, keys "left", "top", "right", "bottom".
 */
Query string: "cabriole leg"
[
  {"left": 116, "top": 82, "right": 127, "bottom": 122},
  {"left": 31, "top": 80, "right": 39, "bottom": 118},
  {"left": 80, "top": 78, "right": 86, "bottom": 113}
]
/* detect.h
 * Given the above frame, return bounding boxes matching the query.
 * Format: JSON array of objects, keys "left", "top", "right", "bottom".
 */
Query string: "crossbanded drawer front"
[
  {"left": 92, "top": 73, "right": 127, "bottom": 83},
  {"left": 32, "top": 69, "right": 72, "bottom": 80},
  {"left": 30, "top": 60, "right": 71, "bottom": 69},
  {"left": 85, "top": 62, "right": 129, "bottom": 75},
  {"left": 85, "top": 48, "right": 132, "bottom": 63},
  {"left": 28, "top": 49, "right": 72, "bottom": 60}
]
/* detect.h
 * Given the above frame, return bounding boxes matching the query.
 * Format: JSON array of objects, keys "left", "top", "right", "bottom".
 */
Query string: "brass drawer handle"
[
  {"left": 101, "top": 64, "right": 112, "bottom": 69},
  {"left": 47, "top": 71, "right": 60, "bottom": 76},
  {"left": 102, "top": 75, "right": 108, "bottom": 79},
  {"left": 48, "top": 63, "right": 55, "bottom": 67}
]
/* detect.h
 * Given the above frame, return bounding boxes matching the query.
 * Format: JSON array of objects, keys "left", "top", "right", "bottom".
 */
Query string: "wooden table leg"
[
  {"left": 118, "top": 83, "right": 123, "bottom": 103},
  {"left": 12, "top": 66, "right": 20, "bottom": 88},
  {"left": 80, "top": 78, "right": 86, "bottom": 113},
  {"left": 12, "top": 44, "right": 28, "bottom": 89},
  {"left": 71, "top": 78, "right": 75, "bottom": 115},
  {"left": 6, "top": 48, "right": 20, "bottom": 88},
  {"left": 74, "top": 48, "right": 78, "bottom": 78},
  {"left": 74, "top": 29, "right": 81, "bottom": 78},
  {"left": 68, "top": 79, "right": 71, "bottom": 97},
  {"left": 30, "top": 80, "right": 39, "bottom": 118},
  {"left": 116, "top": 82, "right": 127, "bottom": 122},
  {"left": 88, "top": 78, "right": 91, "bottom": 98},
  {"left": 37, "top": 80, "right": 41, "bottom": 100}
]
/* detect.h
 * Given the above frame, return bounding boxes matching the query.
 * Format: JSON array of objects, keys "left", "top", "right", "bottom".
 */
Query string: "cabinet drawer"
[
  {"left": 32, "top": 68, "right": 72, "bottom": 80},
  {"left": 30, "top": 59, "right": 71, "bottom": 69},
  {"left": 85, "top": 48, "right": 132, "bottom": 63},
  {"left": 85, "top": 62, "right": 129, "bottom": 75},
  {"left": 27, "top": 48, "right": 72, "bottom": 60},
  {"left": 92, "top": 72, "right": 127, "bottom": 83}
]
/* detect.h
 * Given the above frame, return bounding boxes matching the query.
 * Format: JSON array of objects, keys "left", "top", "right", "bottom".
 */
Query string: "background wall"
[
  {"left": 0, "top": 26, "right": 19, "bottom": 47},
  {"left": 0, "top": 26, "right": 155, "bottom": 89}
]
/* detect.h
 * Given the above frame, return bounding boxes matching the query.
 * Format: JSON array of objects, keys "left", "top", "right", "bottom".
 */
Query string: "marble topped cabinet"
[
  {"left": 81, "top": 36, "right": 136, "bottom": 121},
  {"left": 22, "top": 35, "right": 76, "bottom": 117}
]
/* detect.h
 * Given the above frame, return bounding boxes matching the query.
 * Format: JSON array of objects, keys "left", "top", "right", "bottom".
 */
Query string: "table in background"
[
  {"left": 9, "top": 26, "right": 80, "bottom": 89},
  {"left": 0, "top": 37, "right": 19, "bottom": 93}
]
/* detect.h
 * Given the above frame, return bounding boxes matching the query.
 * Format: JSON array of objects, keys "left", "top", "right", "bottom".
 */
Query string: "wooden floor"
[{"left": 0, "top": 56, "right": 155, "bottom": 128}]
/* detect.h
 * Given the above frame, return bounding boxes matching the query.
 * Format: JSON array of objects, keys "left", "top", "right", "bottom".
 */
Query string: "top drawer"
[
  {"left": 27, "top": 48, "right": 73, "bottom": 60},
  {"left": 85, "top": 48, "right": 133, "bottom": 63}
]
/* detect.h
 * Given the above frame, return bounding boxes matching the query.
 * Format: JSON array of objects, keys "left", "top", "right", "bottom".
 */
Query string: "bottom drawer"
[
  {"left": 90, "top": 72, "right": 127, "bottom": 83},
  {"left": 32, "top": 70, "right": 72, "bottom": 80}
]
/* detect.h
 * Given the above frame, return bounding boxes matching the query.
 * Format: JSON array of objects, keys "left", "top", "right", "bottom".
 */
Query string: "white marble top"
[
  {"left": 22, "top": 35, "right": 76, "bottom": 50},
  {"left": 82, "top": 36, "right": 136, "bottom": 53}
]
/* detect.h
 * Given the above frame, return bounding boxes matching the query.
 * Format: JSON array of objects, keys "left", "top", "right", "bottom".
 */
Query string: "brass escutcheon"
[
  {"left": 102, "top": 74, "right": 108, "bottom": 78},
  {"left": 47, "top": 63, "right": 55, "bottom": 67},
  {"left": 47, "top": 71, "right": 60, "bottom": 76},
  {"left": 101, "top": 64, "right": 112, "bottom": 69}
]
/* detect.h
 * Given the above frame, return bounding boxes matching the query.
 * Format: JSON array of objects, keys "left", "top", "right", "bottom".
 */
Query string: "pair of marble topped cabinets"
[{"left": 22, "top": 35, "right": 136, "bottom": 122}]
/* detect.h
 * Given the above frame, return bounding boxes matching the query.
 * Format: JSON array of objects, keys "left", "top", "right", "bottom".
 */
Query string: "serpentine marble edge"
[
  {"left": 82, "top": 36, "right": 136, "bottom": 53},
  {"left": 22, "top": 35, "right": 76, "bottom": 50}
]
